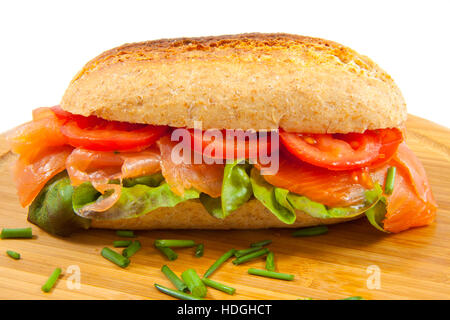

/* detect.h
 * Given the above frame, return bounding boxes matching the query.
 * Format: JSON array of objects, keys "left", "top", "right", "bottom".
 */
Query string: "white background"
[{"left": 1, "top": 0, "right": 449, "bottom": 132}]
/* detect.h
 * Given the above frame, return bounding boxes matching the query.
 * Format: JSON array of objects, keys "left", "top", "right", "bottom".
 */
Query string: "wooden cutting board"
[{"left": 0, "top": 114, "right": 449, "bottom": 300}]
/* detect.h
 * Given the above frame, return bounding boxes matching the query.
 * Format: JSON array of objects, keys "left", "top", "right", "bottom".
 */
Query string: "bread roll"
[
  {"left": 61, "top": 33, "right": 406, "bottom": 134},
  {"left": 91, "top": 199, "right": 359, "bottom": 230}
]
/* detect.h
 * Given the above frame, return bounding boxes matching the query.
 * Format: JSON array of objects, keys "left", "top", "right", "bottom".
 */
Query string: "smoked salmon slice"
[
  {"left": 66, "top": 146, "right": 161, "bottom": 186},
  {"left": 371, "top": 143, "right": 437, "bottom": 233},
  {"left": 7, "top": 110, "right": 66, "bottom": 162},
  {"left": 383, "top": 166, "right": 436, "bottom": 233},
  {"left": 14, "top": 146, "right": 73, "bottom": 207},
  {"left": 391, "top": 143, "right": 437, "bottom": 206},
  {"left": 258, "top": 152, "right": 367, "bottom": 207},
  {"left": 78, "top": 183, "right": 123, "bottom": 214},
  {"left": 159, "top": 136, "right": 224, "bottom": 197},
  {"left": 32, "top": 107, "right": 57, "bottom": 120}
]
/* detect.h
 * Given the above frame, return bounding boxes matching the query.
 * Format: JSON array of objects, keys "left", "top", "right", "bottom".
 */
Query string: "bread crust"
[
  {"left": 61, "top": 33, "right": 406, "bottom": 134},
  {"left": 91, "top": 199, "right": 359, "bottom": 230}
]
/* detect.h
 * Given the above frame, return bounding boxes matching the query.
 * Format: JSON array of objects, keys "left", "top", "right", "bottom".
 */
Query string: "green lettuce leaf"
[
  {"left": 200, "top": 160, "right": 252, "bottom": 219},
  {"left": 286, "top": 193, "right": 329, "bottom": 218},
  {"left": 250, "top": 168, "right": 296, "bottom": 224},
  {"left": 28, "top": 172, "right": 90, "bottom": 236},
  {"left": 199, "top": 193, "right": 223, "bottom": 218},
  {"left": 72, "top": 181, "right": 200, "bottom": 220},
  {"left": 222, "top": 160, "right": 253, "bottom": 216},
  {"left": 364, "top": 184, "right": 388, "bottom": 232},
  {"left": 274, "top": 188, "right": 295, "bottom": 215}
]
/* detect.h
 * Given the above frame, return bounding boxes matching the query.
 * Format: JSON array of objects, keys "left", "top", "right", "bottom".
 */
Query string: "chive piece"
[
  {"left": 1, "top": 227, "right": 32, "bottom": 239},
  {"left": 265, "top": 251, "right": 275, "bottom": 271},
  {"left": 234, "top": 246, "right": 263, "bottom": 258},
  {"left": 232, "top": 248, "right": 269, "bottom": 265},
  {"left": 41, "top": 268, "right": 62, "bottom": 292},
  {"left": 6, "top": 250, "right": 20, "bottom": 260},
  {"left": 115, "top": 230, "right": 135, "bottom": 238},
  {"left": 122, "top": 240, "right": 141, "bottom": 258},
  {"left": 195, "top": 244, "right": 204, "bottom": 257},
  {"left": 161, "top": 265, "right": 188, "bottom": 292},
  {"left": 154, "top": 239, "right": 196, "bottom": 248},
  {"left": 181, "top": 268, "right": 207, "bottom": 298},
  {"left": 250, "top": 239, "right": 272, "bottom": 247},
  {"left": 202, "top": 278, "right": 236, "bottom": 295},
  {"left": 384, "top": 166, "right": 396, "bottom": 195},
  {"left": 340, "top": 296, "right": 365, "bottom": 300},
  {"left": 113, "top": 240, "right": 132, "bottom": 248},
  {"left": 101, "top": 247, "right": 130, "bottom": 268},
  {"left": 203, "top": 249, "right": 236, "bottom": 278},
  {"left": 156, "top": 246, "right": 178, "bottom": 261},
  {"left": 154, "top": 283, "right": 203, "bottom": 300},
  {"left": 248, "top": 268, "right": 294, "bottom": 281},
  {"left": 292, "top": 226, "right": 328, "bottom": 237}
]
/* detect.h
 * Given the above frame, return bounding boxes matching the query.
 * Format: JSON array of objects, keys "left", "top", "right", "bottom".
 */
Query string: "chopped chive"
[
  {"left": 6, "top": 250, "right": 20, "bottom": 260},
  {"left": 248, "top": 268, "right": 294, "bottom": 281},
  {"left": 154, "top": 239, "right": 196, "bottom": 248},
  {"left": 204, "top": 249, "right": 236, "bottom": 278},
  {"left": 161, "top": 265, "right": 188, "bottom": 292},
  {"left": 265, "top": 251, "right": 275, "bottom": 271},
  {"left": 113, "top": 240, "right": 132, "bottom": 248},
  {"left": 292, "top": 226, "right": 328, "bottom": 237},
  {"left": 115, "top": 230, "right": 135, "bottom": 238},
  {"left": 1, "top": 227, "right": 32, "bottom": 239},
  {"left": 384, "top": 166, "right": 396, "bottom": 195},
  {"left": 101, "top": 247, "right": 130, "bottom": 268},
  {"left": 41, "top": 268, "right": 62, "bottom": 292},
  {"left": 250, "top": 239, "right": 272, "bottom": 247},
  {"left": 122, "top": 240, "right": 141, "bottom": 258},
  {"left": 232, "top": 248, "right": 269, "bottom": 265},
  {"left": 340, "top": 296, "right": 365, "bottom": 300},
  {"left": 181, "top": 268, "right": 207, "bottom": 298},
  {"left": 154, "top": 283, "right": 203, "bottom": 300},
  {"left": 156, "top": 246, "right": 178, "bottom": 261},
  {"left": 202, "top": 277, "right": 236, "bottom": 295},
  {"left": 195, "top": 244, "right": 204, "bottom": 257},
  {"left": 234, "top": 247, "right": 263, "bottom": 258}
]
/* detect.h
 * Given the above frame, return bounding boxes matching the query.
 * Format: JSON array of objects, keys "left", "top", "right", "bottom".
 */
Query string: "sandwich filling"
[{"left": 8, "top": 106, "right": 437, "bottom": 236}]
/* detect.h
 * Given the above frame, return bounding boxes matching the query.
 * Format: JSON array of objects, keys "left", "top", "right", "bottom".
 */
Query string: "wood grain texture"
[{"left": 0, "top": 114, "right": 448, "bottom": 300}]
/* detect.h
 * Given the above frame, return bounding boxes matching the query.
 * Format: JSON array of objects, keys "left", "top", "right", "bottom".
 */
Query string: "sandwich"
[{"left": 7, "top": 33, "right": 437, "bottom": 236}]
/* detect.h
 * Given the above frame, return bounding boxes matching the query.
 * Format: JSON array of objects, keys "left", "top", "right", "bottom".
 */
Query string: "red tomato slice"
[
  {"left": 188, "top": 129, "right": 276, "bottom": 160},
  {"left": 369, "top": 128, "right": 404, "bottom": 168},
  {"left": 51, "top": 105, "right": 76, "bottom": 120},
  {"left": 279, "top": 128, "right": 403, "bottom": 171},
  {"left": 53, "top": 106, "right": 168, "bottom": 152},
  {"left": 61, "top": 120, "right": 168, "bottom": 152}
]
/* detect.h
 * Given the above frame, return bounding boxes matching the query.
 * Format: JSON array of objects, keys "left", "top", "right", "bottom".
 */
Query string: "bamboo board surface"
[{"left": 0, "top": 114, "right": 449, "bottom": 300}]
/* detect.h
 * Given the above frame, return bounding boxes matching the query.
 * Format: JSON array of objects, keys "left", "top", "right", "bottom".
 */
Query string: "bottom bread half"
[{"left": 92, "top": 199, "right": 361, "bottom": 230}]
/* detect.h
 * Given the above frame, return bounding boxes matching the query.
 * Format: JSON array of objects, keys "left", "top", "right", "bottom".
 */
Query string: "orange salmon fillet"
[
  {"left": 159, "top": 136, "right": 224, "bottom": 197},
  {"left": 258, "top": 152, "right": 367, "bottom": 207}
]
